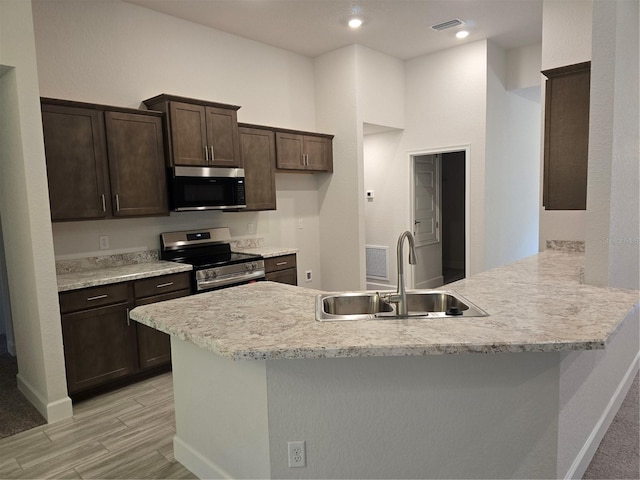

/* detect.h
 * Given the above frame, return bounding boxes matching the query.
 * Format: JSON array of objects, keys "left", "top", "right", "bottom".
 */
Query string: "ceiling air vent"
[{"left": 430, "top": 18, "right": 465, "bottom": 31}]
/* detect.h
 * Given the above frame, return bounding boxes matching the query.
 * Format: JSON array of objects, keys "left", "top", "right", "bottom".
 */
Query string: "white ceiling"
[{"left": 125, "top": 0, "right": 543, "bottom": 60}]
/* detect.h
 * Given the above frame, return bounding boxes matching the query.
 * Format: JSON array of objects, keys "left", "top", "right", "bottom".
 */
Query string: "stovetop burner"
[
  {"left": 160, "top": 227, "right": 265, "bottom": 293},
  {"left": 170, "top": 251, "right": 262, "bottom": 270}
]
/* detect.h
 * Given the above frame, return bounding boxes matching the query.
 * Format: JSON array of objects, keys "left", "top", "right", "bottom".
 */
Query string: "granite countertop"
[
  {"left": 56, "top": 244, "right": 296, "bottom": 292},
  {"left": 129, "top": 250, "right": 640, "bottom": 360},
  {"left": 231, "top": 246, "right": 298, "bottom": 258},
  {"left": 57, "top": 261, "right": 192, "bottom": 292}
]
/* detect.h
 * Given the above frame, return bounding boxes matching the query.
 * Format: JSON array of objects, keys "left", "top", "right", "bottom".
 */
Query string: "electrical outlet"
[
  {"left": 247, "top": 223, "right": 255, "bottom": 234},
  {"left": 305, "top": 270, "right": 312, "bottom": 282},
  {"left": 287, "top": 441, "right": 306, "bottom": 468},
  {"left": 297, "top": 218, "right": 304, "bottom": 230},
  {"left": 99, "top": 236, "right": 109, "bottom": 250}
]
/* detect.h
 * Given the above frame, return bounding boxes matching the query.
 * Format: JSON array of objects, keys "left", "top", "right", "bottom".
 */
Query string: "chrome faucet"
[{"left": 386, "top": 230, "right": 417, "bottom": 316}]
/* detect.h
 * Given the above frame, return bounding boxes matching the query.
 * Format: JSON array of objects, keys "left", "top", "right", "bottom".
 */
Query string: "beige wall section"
[
  {"left": 404, "top": 41, "right": 488, "bottom": 278},
  {"left": 584, "top": 0, "right": 639, "bottom": 289},
  {"left": 314, "top": 45, "right": 364, "bottom": 291},
  {"left": 539, "top": 0, "right": 593, "bottom": 249},
  {"left": 0, "top": 0, "right": 72, "bottom": 422}
]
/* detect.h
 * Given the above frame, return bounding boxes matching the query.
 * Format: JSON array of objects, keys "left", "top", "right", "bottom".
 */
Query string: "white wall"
[
  {"left": 557, "top": 307, "right": 640, "bottom": 478},
  {"left": 539, "top": 0, "right": 593, "bottom": 249},
  {"left": 404, "top": 41, "right": 488, "bottom": 279},
  {"left": 314, "top": 46, "right": 364, "bottom": 290},
  {"left": 363, "top": 129, "right": 404, "bottom": 289},
  {"left": 32, "top": 0, "right": 325, "bottom": 289},
  {"left": 484, "top": 42, "right": 541, "bottom": 270},
  {"left": 0, "top": 0, "right": 72, "bottom": 421},
  {"left": 584, "top": 0, "right": 639, "bottom": 289}
]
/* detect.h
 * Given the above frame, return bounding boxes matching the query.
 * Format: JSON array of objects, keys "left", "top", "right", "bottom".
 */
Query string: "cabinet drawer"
[
  {"left": 264, "top": 254, "right": 297, "bottom": 273},
  {"left": 266, "top": 269, "right": 297, "bottom": 286},
  {"left": 59, "top": 283, "right": 129, "bottom": 314},
  {"left": 134, "top": 272, "right": 191, "bottom": 299}
]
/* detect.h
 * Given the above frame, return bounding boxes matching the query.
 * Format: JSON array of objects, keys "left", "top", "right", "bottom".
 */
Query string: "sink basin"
[
  {"left": 321, "top": 292, "right": 394, "bottom": 318},
  {"left": 316, "top": 290, "right": 488, "bottom": 321}
]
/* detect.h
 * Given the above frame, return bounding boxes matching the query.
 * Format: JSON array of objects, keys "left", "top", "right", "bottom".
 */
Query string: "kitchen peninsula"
[{"left": 130, "top": 250, "right": 640, "bottom": 479}]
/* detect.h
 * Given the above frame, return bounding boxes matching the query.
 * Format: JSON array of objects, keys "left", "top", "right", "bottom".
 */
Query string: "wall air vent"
[{"left": 430, "top": 18, "right": 465, "bottom": 31}]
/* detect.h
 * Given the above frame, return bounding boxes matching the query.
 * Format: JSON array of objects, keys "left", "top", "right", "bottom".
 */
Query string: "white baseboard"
[
  {"left": 174, "top": 435, "right": 232, "bottom": 480},
  {"left": 564, "top": 351, "right": 640, "bottom": 480},
  {"left": 366, "top": 280, "right": 394, "bottom": 291},
  {"left": 415, "top": 276, "right": 444, "bottom": 289},
  {"left": 16, "top": 373, "right": 73, "bottom": 423}
]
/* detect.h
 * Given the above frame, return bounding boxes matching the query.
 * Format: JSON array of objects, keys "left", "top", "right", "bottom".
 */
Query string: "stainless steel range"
[{"left": 160, "top": 227, "right": 265, "bottom": 293}]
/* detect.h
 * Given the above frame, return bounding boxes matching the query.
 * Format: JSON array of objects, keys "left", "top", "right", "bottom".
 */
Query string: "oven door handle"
[{"left": 197, "top": 269, "right": 266, "bottom": 291}]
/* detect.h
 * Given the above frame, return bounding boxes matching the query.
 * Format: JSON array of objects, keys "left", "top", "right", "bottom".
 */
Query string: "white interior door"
[
  {"left": 413, "top": 155, "right": 439, "bottom": 245},
  {"left": 412, "top": 154, "right": 441, "bottom": 289}
]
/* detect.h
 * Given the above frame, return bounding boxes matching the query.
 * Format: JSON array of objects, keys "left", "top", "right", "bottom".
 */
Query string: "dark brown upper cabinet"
[
  {"left": 238, "top": 124, "right": 277, "bottom": 211},
  {"left": 275, "top": 129, "right": 333, "bottom": 172},
  {"left": 542, "top": 61, "right": 591, "bottom": 210},
  {"left": 105, "top": 111, "right": 168, "bottom": 217},
  {"left": 143, "top": 94, "right": 242, "bottom": 168},
  {"left": 41, "top": 98, "right": 168, "bottom": 222},
  {"left": 41, "top": 103, "right": 110, "bottom": 221}
]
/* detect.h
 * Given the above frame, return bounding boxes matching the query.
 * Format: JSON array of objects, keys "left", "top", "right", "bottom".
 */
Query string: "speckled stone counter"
[
  {"left": 231, "top": 245, "right": 298, "bottom": 258},
  {"left": 130, "top": 250, "right": 640, "bottom": 360},
  {"left": 57, "top": 261, "right": 192, "bottom": 292}
]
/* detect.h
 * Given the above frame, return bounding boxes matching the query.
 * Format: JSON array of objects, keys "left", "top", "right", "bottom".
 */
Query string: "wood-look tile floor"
[{"left": 0, "top": 373, "right": 196, "bottom": 479}]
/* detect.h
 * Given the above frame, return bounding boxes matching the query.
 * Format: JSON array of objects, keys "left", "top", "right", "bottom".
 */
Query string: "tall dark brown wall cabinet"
[
  {"left": 542, "top": 62, "right": 591, "bottom": 210},
  {"left": 41, "top": 98, "right": 168, "bottom": 221},
  {"left": 238, "top": 124, "right": 277, "bottom": 211}
]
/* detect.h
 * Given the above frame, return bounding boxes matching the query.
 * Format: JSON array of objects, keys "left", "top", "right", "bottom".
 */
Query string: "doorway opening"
[
  {"left": 440, "top": 152, "right": 466, "bottom": 284},
  {"left": 411, "top": 149, "right": 467, "bottom": 288}
]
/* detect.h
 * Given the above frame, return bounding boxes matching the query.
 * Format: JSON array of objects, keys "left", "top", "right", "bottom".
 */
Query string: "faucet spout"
[{"left": 394, "top": 230, "right": 417, "bottom": 316}]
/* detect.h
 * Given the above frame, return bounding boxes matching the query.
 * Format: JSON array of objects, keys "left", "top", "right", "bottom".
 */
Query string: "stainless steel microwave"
[{"left": 168, "top": 166, "right": 246, "bottom": 211}]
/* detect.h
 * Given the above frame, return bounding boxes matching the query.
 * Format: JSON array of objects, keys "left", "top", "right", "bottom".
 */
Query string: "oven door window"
[{"left": 171, "top": 176, "right": 243, "bottom": 210}]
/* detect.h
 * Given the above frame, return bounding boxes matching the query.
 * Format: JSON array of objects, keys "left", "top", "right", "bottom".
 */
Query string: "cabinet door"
[
  {"left": 61, "top": 303, "right": 136, "bottom": 395},
  {"left": 41, "top": 103, "right": 110, "bottom": 221},
  {"left": 542, "top": 62, "right": 590, "bottom": 210},
  {"left": 304, "top": 135, "right": 333, "bottom": 172},
  {"left": 275, "top": 132, "right": 305, "bottom": 170},
  {"left": 239, "top": 126, "right": 276, "bottom": 210},
  {"left": 135, "top": 289, "right": 190, "bottom": 370},
  {"left": 168, "top": 101, "right": 208, "bottom": 166},
  {"left": 105, "top": 111, "right": 169, "bottom": 217},
  {"left": 205, "top": 106, "right": 242, "bottom": 167}
]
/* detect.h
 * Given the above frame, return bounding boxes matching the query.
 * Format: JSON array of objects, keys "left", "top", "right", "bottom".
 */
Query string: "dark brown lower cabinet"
[
  {"left": 61, "top": 302, "right": 137, "bottom": 395},
  {"left": 134, "top": 288, "right": 190, "bottom": 370},
  {"left": 59, "top": 272, "right": 191, "bottom": 398},
  {"left": 265, "top": 254, "right": 297, "bottom": 286}
]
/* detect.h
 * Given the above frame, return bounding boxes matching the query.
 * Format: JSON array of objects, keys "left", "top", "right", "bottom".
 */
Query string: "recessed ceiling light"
[
  {"left": 456, "top": 30, "right": 469, "bottom": 39},
  {"left": 348, "top": 18, "right": 363, "bottom": 29}
]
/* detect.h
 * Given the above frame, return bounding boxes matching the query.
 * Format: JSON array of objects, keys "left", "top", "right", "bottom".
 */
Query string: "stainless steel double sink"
[{"left": 316, "top": 290, "right": 488, "bottom": 321}]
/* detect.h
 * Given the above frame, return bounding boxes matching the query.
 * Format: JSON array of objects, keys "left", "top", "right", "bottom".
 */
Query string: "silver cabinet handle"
[
  {"left": 101, "top": 194, "right": 106, "bottom": 212},
  {"left": 87, "top": 294, "right": 108, "bottom": 301},
  {"left": 156, "top": 282, "right": 174, "bottom": 288},
  {"left": 204, "top": 145, "right": 209, "bottom": 163},
  {"left": 115, "top": 194, "right": 120, "bottom": 212},
  {"left": 210, "top": 145, "right": 215, "bottom": 163},
  {"left": 126, "top": 307, "right": 130, "bottom": 327},
  {"left": 276, "top": 261, "right": 288, "bottom": 266}
]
